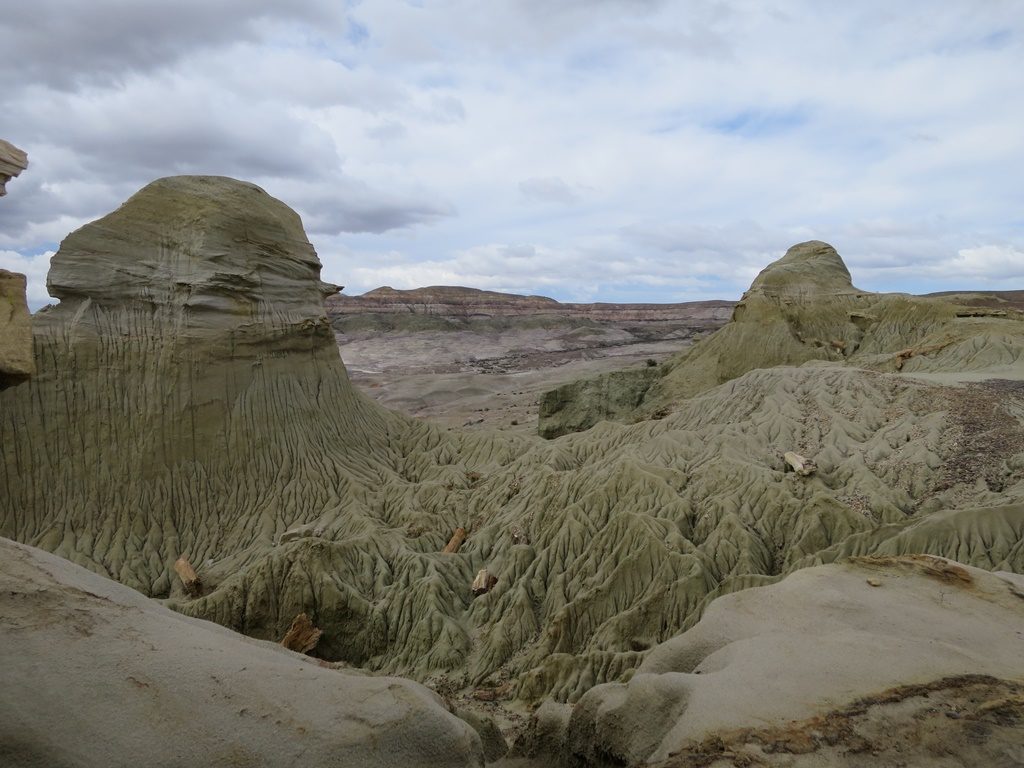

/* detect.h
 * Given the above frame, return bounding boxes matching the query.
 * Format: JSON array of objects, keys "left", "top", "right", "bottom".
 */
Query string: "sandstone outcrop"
[
  {"left": 2, "top": 178, "right": 1023, "bottom": 758},
  {"left": 0, "top": 269, "right": 34, "bottom": 386},
  {"left": 0, "top": 139, "right": 27, "bottom": 196}
]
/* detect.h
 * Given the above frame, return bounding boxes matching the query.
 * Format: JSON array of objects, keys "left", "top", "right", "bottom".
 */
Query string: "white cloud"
[
  {"left": 1, "top": 0, "right": 1022, "bottom": 306},
  {"left": 519, "top": 177, "right": 580, "bottom": 205}
]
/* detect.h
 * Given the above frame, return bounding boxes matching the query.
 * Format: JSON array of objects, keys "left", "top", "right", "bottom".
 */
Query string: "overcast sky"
[{"left": 2, "top": 1, "right": 1023, "bottom": 308}]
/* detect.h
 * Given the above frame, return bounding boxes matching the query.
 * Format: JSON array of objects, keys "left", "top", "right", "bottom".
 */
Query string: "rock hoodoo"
[{"left": 540, "top": 240, "right": 1024, "bottom": 436}]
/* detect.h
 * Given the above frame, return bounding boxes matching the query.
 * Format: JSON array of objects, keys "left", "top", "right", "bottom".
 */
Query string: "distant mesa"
[{"left": 328, "top": 284, "right": 735, "bottom": 324}]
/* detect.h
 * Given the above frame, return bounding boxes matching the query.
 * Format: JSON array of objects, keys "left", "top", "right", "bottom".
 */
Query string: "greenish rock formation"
[
  {"left": 539, "top": 240, "right": 1024, "bottom": 437},
  {"left": 2, "top": 178, "right": 1022, "bottom": 719},
  {"left": 538, "top": 365, "right": 660, "bottom": 438}
]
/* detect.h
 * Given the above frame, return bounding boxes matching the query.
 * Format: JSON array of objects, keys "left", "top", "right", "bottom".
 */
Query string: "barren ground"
[{"left": 338, "top": 327, "right": 705, "bottom": 435}]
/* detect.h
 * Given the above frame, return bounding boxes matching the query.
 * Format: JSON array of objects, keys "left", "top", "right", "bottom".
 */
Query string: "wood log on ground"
[
  {"left": 442, "top": 526, "right": 466, "bottom": 553},
  {"left": 280, "top": 613, "right": 323, "bottom": 654},
  {"left": 173, "top": 556, "right": 201, "bottom": 597},
  {"left": 783, "top": 451, "right": 816, "bottom": 476},
  {"left": 472, "top": 568, "right": 498, "bottom": 596}
]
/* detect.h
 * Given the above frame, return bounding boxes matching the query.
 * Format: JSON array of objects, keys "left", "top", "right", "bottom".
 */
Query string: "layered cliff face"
[
  {"left": 329, "top": 285, "right": 734, "bottom": 325},
  {"left": 3, "top": 178, "right": 1023, "bottom": 757},
  {"left": 540, "top": 240, "right": 1024, "bottom": 437}
]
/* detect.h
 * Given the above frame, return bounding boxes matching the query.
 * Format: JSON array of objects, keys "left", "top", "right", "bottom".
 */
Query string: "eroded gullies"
[{"left": 2, "top": 177, "right": 1023, "bottom": 762}]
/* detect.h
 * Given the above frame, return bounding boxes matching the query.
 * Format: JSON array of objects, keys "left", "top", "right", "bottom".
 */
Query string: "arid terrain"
[
  {"left": 2, "top": 175, "right": 1023, "bottom": 766},
  {"left": 329, "top": 287, "right": 733, "bottom": 433}
]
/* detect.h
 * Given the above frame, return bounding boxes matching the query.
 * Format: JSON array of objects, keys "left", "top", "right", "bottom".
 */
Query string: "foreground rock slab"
[
  {"left": 0, "top": 537, "right": 483, "bottom": 768},
  {"left": 514, "top": 556, "right": 1024, "bottom": 766}
]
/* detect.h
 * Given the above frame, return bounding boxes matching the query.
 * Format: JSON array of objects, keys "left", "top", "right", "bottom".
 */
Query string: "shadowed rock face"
[
  {"left": 2, "top": 178, "right": 1023, "bottom": 730},
  {"left": 0, "top": 140, "right": 33, "bottom": 387},
  {"left": 1, "top": 176, "right": 374, "bottom": 598}
]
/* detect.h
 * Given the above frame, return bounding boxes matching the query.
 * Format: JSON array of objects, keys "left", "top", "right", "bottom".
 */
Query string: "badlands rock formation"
[
  {"left": 330, "top": 286, "right": 732, "bottom": 433},
  {"left": 2, "top": 176, "right": 1022, "bottom": 763},
  {"left": 540, "top": 240, "right": 1024, "bottom": 437}
]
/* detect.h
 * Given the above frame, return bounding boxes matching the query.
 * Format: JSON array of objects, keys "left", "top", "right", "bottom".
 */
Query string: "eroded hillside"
[
  {"left": 540, "top": 241, "right": 1024, "bottom": 437},
  {"left": 2, "top": 179, "right": 1023, "bottom": 761}
]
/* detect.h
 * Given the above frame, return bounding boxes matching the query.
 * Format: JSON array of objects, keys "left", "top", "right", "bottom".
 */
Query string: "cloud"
[
  {"left": 0, "top": 1, "right": 349, "bottom": 89},
  {"left": 519, "top": 177, "right": 580, "bottom": 205},
  {"left": 1, "top": 0, "right": 1022, "bottom": 307},
  {"left": 0, "top": 250, "right": 56, "bottom": 308},
  {"left": 273, "top": 179, "right": 456, "bottom": 235}
]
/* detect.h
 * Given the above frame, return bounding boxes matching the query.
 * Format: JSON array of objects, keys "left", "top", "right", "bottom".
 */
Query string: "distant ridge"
[{"left": 328, "top": 285, "right": 735, "bottom": 323}]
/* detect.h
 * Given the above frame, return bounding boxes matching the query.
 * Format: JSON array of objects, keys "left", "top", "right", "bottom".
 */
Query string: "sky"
[{"left": 1, "top": 1, "right": 1023, "bottom": 309}]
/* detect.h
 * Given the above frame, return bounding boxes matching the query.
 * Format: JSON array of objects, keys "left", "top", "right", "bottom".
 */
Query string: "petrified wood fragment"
[{"left": 280, "top": 613, "right": 323, "bottom": 654}]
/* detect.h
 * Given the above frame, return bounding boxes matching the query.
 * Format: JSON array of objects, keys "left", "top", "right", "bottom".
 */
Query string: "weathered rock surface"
[
  {"left": 514, "top": 556, "right": 1024, "bottom": 767},
  {"left": 2, "top": 178, "right": 1023, "bottom": 761},
  {"left": 0, "top": 537, "right": 483, "bottom": 768},
  {"left": 0, "top": 269, "right": 34, "bottom": 386},
  {"left": 0, "top": 138, "right": 28, "bottom": 196},
  {"left": 42, "top": 175, "right": 339, "bottom": 337},
  {"left": 539, "top": 240, "right": 1024, "bottom": 437}
]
